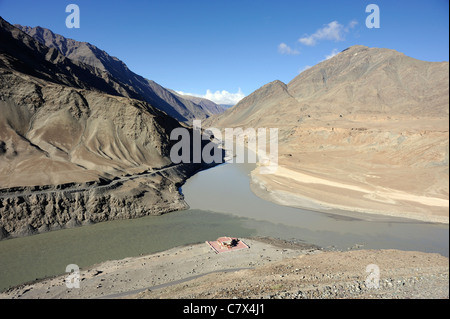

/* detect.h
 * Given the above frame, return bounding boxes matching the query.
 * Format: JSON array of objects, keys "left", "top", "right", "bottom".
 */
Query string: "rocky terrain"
[
  {"left": 16, "top": 24, "right": 225, "bottom": 122},
  {"left": 136, "top": 245, "right": 448, "bottom": 300},
  {"left": 206, "top": 45, "right": 449, "bottom": 223},
  {"left": 1, "top": 237, "right": 447, "bottom": 299},
  {"left": 0, "top": 17, "right": 215, "bottom": 239},
  {"left": 0, "top": 165, "right": 198, "bottom": 239}
]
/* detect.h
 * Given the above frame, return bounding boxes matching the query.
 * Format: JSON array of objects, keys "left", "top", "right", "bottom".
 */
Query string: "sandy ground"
[
  {"left": 134, "top": 246, "right": 449, "bottom": 300},
  {"left": 222, "top": 119, "right": 449, "bottom": 225},
  {"left": 1, "top": 237, "right": 447, "bottom": 299},
  {"left": 250, "top": 164, "right": 449, "bottom": 224}
]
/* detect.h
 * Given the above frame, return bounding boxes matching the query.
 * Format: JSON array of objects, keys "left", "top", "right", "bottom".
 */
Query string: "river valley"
[{"left": 0, "top": 161, "right": 448, "bottom": 292}]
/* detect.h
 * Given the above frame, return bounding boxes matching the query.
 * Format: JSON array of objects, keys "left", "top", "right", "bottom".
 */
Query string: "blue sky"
[{"left": 0, "top": 0, "right": 448, "bottom": 104}]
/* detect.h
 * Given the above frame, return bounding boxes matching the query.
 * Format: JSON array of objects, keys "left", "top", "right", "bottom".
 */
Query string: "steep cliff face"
[{"left": 0, "top": 165, "right": 197, "bottom": 239}]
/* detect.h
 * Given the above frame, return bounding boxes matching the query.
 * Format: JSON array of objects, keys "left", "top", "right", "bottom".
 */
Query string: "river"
[{"left": 0, "top": 161, "right": 448, "bottom": 292}]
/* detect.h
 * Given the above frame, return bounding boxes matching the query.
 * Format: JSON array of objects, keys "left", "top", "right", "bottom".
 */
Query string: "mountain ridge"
[
  {"left": 0, "top": 17, "right": 141, "bottom": 100},
  {"left": 15, "top": 23, "right": 225, "bottom": 122},
  {"left": 208, "top": 45, "right": 448, "bottom": 130}
]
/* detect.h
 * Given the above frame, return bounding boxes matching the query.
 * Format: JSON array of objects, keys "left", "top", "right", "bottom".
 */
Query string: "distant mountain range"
[
  {"left": 219, "top": 104, "right": 235, "bottom": 109},
  {"left": 15, "top": 24, "right": 225, "bottom": 122}
]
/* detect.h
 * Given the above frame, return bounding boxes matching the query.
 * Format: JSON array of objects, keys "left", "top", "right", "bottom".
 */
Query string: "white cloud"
[
  {"left": 278, "top": 43, "right": 300, "bottom": 55},
  {"left": 177, "top": 88, "right": 245, "bottom": 105},
  {"left": 298, "top": 36, "right": 316, "bottom": 46},
  {"left": 298, "top": 20, "right": 358, "bottom": 46},
  {"left": 324, "top": 48, "right": 340, "bottom": 60},
  {"left": 348, "top": 19, "right": 358, "bottom": 29}
]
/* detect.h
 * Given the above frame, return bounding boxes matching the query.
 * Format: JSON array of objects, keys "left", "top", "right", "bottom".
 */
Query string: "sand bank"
[{"left": 250, "top": 165, "right": 449, "bottom": 224}]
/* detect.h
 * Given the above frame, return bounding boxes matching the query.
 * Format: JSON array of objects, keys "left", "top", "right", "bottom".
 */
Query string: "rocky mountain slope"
[
  {"left": 208, "top": 45, "right": 448, "bottom": 127},
  {"left": 16, "top": 24, "right": 224, "bottom": 122},
  {"left": 0, "top": 17, "right": 209, "bottom": 239},
  {"left": 1, "top": 20, "right": 139, "bottom": 100},
  {"left": 206, "top": 45, "right": 449, "bottom": 223}
]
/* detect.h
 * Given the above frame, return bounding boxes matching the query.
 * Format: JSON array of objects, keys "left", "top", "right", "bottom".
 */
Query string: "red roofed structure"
[{"left": 206, "top": 237, "right": 250, "bottom": 254}]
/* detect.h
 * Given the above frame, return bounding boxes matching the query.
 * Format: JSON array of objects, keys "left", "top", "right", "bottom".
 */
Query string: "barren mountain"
[
  {"left": 206, "top": 45, "right": 449, "bottom": 223},
  {"left": 16, "top": 24, "right": 224, "bottom": 122},
  {"left": 0, "top": 17, "right": 209, "bottom": 239},
  {"left": 0, "top": 21, "right": 141, "bottom": 101},
  {"left": 209, "top": 45, "right": 448, "bottom": 126},
  {"left": 288, "top": 45, "right": 448, "bottom": 116}
]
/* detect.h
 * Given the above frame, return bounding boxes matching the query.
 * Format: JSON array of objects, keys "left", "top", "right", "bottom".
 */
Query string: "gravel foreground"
[{"left": 0, "top": 237, "right": 448, "bottom": 299}]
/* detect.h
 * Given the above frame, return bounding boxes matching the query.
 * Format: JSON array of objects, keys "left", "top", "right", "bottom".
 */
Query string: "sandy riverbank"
[
  {"left": 1, "top": 237, "right": 447, "bottom": 299},
  {"left": 250, "top": 164, "right": 449, "bottom": 224}
]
